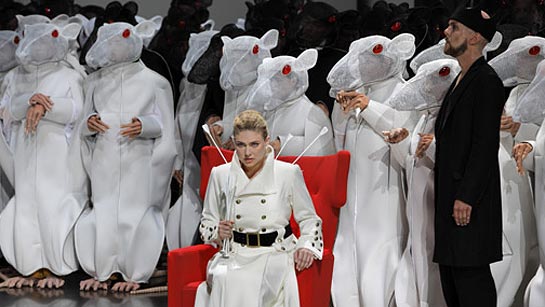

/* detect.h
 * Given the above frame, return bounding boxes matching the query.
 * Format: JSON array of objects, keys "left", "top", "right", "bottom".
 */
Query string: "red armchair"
[{"left": 168, "top": 147, "right": 350, "bottom": 307}]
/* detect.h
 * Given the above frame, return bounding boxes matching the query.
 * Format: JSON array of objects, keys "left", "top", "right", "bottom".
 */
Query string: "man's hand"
[
  {"left": 500, "top": 115, "right": 514, "bottom": 132},
  {"left": 87, "top": 115, "right": 110, "bottom": 133},
  {"left": 218, "top": 220, "right": 234, "bottom": 240},
  {"left": 25, "top": 104, "right": 46, "bottom": 134},
  {"left": 120, "top": 117, "right": 142, "bottom": 139},
  {"left": 512, "top": 142, "right": 533, "bottom": 175},
  {"left": 29, "top": 93, "right": 53, "bottom": 111},
  {"left": 382, "top": 128, "right": 408, "bottom": 144},
  {"left": 294, "top": 248, "right": 315, "bottom": 271},
  {"left": 336, "top": 90, "right": 369, "bottom": 114},
  {"left": 452, "top": 199, "right": 472, "bottom": 226},
  {"left": 415, "top": 133, "right": 435, "bottom": 158}
]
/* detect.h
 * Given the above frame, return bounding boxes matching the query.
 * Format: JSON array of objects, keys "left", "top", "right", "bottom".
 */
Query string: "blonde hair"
[{"left": 233, "top": 110, "right": 269, "bottom": 139}]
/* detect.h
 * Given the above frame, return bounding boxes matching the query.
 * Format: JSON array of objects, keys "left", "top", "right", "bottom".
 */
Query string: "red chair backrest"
[{"left": 199, "top": 147, "right": 350, "bottom": 251}]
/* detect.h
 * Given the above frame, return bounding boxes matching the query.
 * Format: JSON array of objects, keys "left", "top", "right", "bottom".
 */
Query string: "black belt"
[{"left": 233, "top": 225, "right": 293, "bottom": 247}]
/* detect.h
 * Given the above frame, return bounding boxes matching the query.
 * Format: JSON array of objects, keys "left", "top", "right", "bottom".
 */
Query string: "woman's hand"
[
  {"left": 294, "top": 248, "right": 314, "bottom": 271},
  {"left": 218, "top": 220, "right": 234, "bottom": 240}
]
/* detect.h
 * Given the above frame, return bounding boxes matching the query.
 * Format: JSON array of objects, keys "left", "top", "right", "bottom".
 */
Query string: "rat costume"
[
  {"left": 328, "top": 34, "right": 418, "bottom": 307},
  {"left": 388, "top": 45, "right": 461, "bottom": 307},
  {"left": 75, "top": 21, "right": 176, "bottom": 283},
  {"left": 167, "top": 29, "right": 218, "bottom": 250},
  {"left": 246, "top": 49, "right": 336, "bottom": 156},
  {"left": 194, "top": 146, "right": 323, "bottom": 307},
  {"left": 0, "top": 22, "right": 87, "bottom": 277}
]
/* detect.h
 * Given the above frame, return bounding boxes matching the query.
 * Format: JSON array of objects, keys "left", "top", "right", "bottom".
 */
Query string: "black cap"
[{"left": 451, "top": 7, "right": 495, "bottom": 42}]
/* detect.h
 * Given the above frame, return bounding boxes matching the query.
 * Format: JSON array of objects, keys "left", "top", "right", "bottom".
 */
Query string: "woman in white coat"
[
  {"left": 327, "top": 34, "right": 417, "bottom": 307},
  {"left": 76, "top": 21, "right": 177, "bottom": 292},
  {"left": 194, "top": 110, "right": 323, "bottom": 307}
]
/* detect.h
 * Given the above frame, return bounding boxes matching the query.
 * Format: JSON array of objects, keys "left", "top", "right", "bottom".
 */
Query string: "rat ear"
[
  {"left": 62, "top": 23, "right": 82, "bottom": 41},
  {"left": 135, "top": 20, "right": 156, "bottom": 41},
  {"left": 293, "top": 48, "right": 318, "bottom": 71},
  {"left": 221, "top": 35, "right": 232, "bottom": 45},
  {"left": 389, "top": 33, "right": 416, "bottom": 60},
  {"left": 259, "top": 29, "right": 278, "bottom": 50}
]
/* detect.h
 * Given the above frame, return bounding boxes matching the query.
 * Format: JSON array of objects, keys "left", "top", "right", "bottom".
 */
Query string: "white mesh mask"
[
  {"left": 389, "top": 59, "right": 460, "bottom": 111},
  {"left": 182, "top": 30, "right": 219, "bottom": 76},
  {"left": 15, "top": 14, "right": 51, "bottom": 33},
  {"left": 85, "top": 21, "right": 156, "bottom": 69},
  {"left": 489, "top": 36, "right": 545, "bottom": 87},
  {"left": 219, "top": 29, "right": 278, "bottom": 91},
  {"left": 0, "top": 31, "right": 21, "bottom": 72},
  {"left": 16, "top": 23, "right": 80, "bottom": 66},
  {"left": 327, "top": 33, "right": 416, "bottom": 98},
  {"left": 513, "top": 59, "right": 545, "bottom": 124},
  {"left": 246, "top": 48, "right": 318, "bottom": 111}
]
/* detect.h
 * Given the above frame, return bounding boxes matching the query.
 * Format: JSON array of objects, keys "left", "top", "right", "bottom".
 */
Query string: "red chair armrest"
[{"left": 296, "top": 249, "right": 334, "bottom": 307}]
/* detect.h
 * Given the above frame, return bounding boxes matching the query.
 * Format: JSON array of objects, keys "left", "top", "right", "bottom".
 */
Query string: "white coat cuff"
[
  {"left": 137, "top": 115, "right": 163, "bottom": 139},
  {"left": 81, "top": 113, "right": 98, "bottom": 136}
]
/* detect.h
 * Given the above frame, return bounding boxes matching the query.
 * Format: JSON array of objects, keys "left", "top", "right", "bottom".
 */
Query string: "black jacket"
[{"left": 433, "top": 57, "right": 505, "bottom": 267}]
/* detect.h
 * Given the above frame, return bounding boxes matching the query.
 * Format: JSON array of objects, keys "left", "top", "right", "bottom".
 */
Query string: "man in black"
[{"left": 434, "top": 7, "right": 504, "bottom": 307}]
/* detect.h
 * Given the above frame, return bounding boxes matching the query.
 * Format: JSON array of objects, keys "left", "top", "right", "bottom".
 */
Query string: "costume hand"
[
  {"left": 336, "top": 90, "right": 369, "bottom": 113},
  {"left": 415, "top": 133, "right": 435, "bottom": 158},
  {"left": 382, "top": 128, "right": 408, "bottom": 144},
  {"left": 294, "top": 248, "right": 314, "bottom": 271},
  {"left": 452, "top": 199, "right": 472, "bottom": 226},
  {"left": 29, "top": 93, "right": 53, "bottom": 111},
  {"left": 25, "top": 104, "right": 46, "bottom": 134},
  {"left": 120, "top": 117, "right": 142, "bottom": 138},
  {"left": 205, "top": 115, "right": 223, "bottom": 146},
  {"left": 222, "top": 138, "right": 235, "bottom": 150},
  {"left": 173, "top": 170, "right": 183, "bottom": 187},
  {"left": 218, "top": 220, "right": 234, "bottom": 240},
  {"left": 512, "top": 142, "right": 533, "bottom": 175},
  {"left": 87, "top": 115, "right": 110, "bottom": 133},
  {"left": 270, "top": 138, "right": 281, "bottom": 155},
  {"left": 500, "top": 115, "right": 514, "bottom": 131}
]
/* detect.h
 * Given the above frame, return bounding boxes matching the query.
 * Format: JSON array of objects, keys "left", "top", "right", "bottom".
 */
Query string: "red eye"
[
  {"left": 280, "top": 29, "right": 286, "bottom": 37},
  {"left": 529, "top": 46, "right": 541, "bottom": 56},
  {"left": 372, "top": 44, "right": 383, "bottom": 54},
  {"left": 252, "top": 44, "right": 259, "bottom": 54},
  {"left": 51, "top": 30, "right": 59, "bottom": 38},
  {"left": 328, "top": 15, "right": 336, "bottom": 23},
  {"left": 439, "top": 66, "right": 451, "bottom": 77},
  {"left": 13, "top": 36, "right": 20, "bottom": 44},
  {"left": 282, "top": 64, "right": 291, "bottom": 75},
  {"left": 391, "top": 21, "right": 402, "bottom": 32},
  {"left": 178, "top": 20, "right": 186, "bottom": 29},
  {"left": 122, "top": 29, "right": 131, "bottom": 38},
  {"left": 108, "top": 19, "right": 114, "bottom": 24},
  {"left": 45, "top": 7, "right": 51, "bottom": 14}
]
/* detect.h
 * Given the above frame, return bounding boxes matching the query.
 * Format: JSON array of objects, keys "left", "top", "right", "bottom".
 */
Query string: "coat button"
[
  {"left": 261, "top": 228, "right": 267, "bottom": 232},
  {"left": 238, "top": 227, "right": 244, "bottom": 232},
  {"left": 261, "top": 199, "right": 266, "bottom": 204},
  {"left": 235, "top": 199, "right": 241, "bottom": 204},
  {"left": 236, "top": 214, "right": 241, "bottom": 219},
  {"left": 277, "top": 238, "right": 282, "bottom": 243},
  {"left": 261, "top": 215, "right": 267, "bottom": 220},
  {"left": 281, "top": 247, "right": 286, "bottom": 251}
]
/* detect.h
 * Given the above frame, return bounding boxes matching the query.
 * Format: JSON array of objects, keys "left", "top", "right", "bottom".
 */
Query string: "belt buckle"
[{"left": 245, "top": 232, "right": 261, "bottom": 248}]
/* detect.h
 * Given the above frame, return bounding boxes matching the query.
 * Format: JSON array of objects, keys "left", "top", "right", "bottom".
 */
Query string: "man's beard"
[{"left": 444, "top": 39, "right": 468, "bottom": 57}]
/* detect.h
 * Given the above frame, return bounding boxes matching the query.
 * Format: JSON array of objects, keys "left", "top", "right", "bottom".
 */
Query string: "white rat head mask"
[
  {"left": 246, "top": 48, "right": 318, "bottom": 111},
  {"left": 0, "top": 30, "right": 21, "bottom": 72},
  {"left": 219, "top": 29, "right": 278, "bottom": 91},
  {"left": 85, "top": 21, "right": 156, "bottom": 69},
  {"left": 327, "top": 33, "right": 416, "bottom": 97},
  {"left": 16, "top": 23, "right": 80, "bottom": 66}
]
